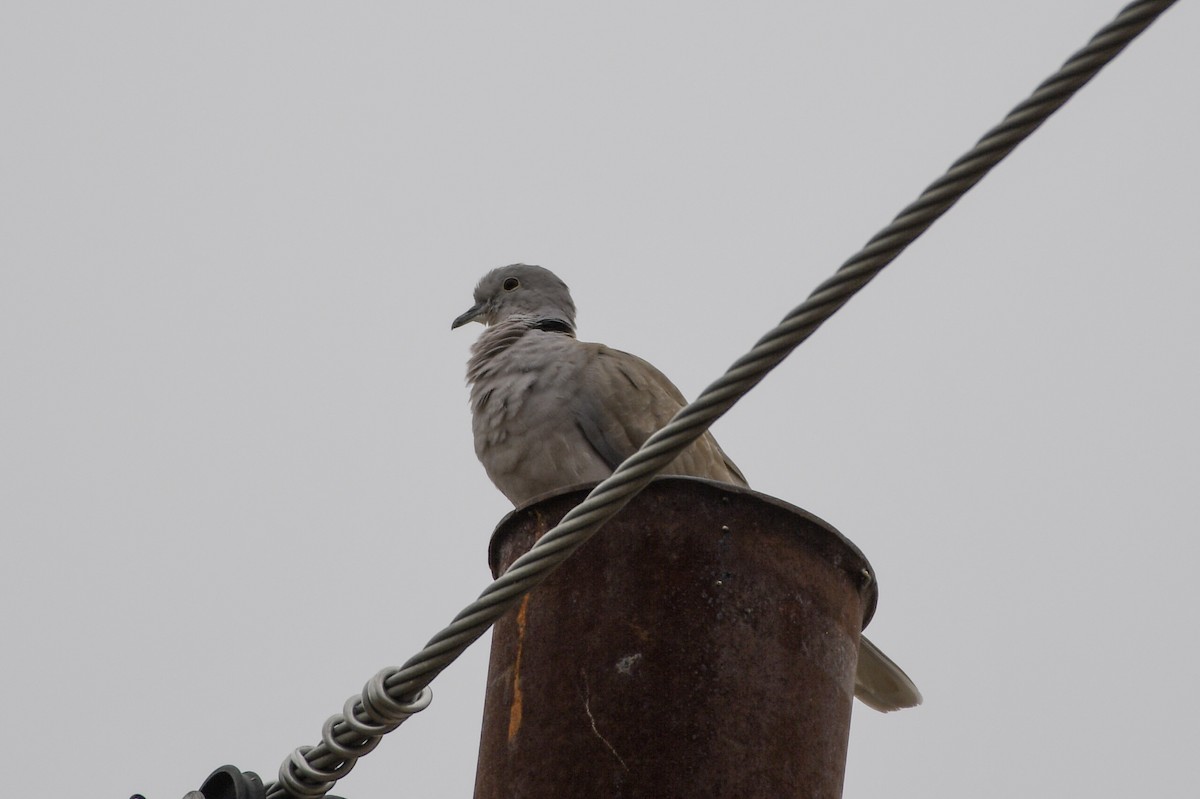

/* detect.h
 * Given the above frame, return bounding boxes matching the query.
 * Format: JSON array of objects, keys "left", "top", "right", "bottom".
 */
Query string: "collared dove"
[{"left": 453, "top": 263, "right": 921, "bottom": 712}]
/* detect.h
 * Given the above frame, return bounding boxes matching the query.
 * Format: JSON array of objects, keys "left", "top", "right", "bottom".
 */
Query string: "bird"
[{"left": 452, "top": 263, "right": 921, "bottom": 712}]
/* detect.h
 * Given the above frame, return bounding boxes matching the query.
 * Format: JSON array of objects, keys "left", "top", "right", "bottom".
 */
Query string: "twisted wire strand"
[{"left": 264, "top": 2, "right": 1177, "bottom": 795}]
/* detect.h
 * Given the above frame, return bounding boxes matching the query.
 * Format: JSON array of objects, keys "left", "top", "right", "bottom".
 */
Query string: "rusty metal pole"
[{"left": 473, "top": 478, "right": 879, "bottom": 799}]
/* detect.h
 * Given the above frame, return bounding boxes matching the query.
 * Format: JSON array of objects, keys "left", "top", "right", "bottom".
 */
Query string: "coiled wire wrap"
[
  {"left": 275, "top": 678, "right": 433, "bottom": 798},
  {"left": 264, "top": 2, "right": 1178, "bottom": 795}
]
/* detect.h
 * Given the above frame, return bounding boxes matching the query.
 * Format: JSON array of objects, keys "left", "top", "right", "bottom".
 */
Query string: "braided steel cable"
[{"left": 264, "top": 1, "right": 1178, "bottom": 795}]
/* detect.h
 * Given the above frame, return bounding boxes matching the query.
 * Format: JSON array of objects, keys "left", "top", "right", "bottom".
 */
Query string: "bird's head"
[{"left": 451, "top": 263, "right": 577, "bottom": 330}]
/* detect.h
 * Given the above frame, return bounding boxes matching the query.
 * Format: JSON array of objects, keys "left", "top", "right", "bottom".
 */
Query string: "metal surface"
[{"left": 475, "top": 478, "right": 878, "bottom": 799}]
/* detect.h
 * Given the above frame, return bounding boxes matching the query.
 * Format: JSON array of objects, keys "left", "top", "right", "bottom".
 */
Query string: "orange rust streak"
[{"left": 507, "top": 594, "right": 530, "bottom": 743}]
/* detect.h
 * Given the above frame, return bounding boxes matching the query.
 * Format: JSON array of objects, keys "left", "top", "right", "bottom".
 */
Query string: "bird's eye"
[{"left": 503, "top": 277, "right": 520, "bottom": 291}]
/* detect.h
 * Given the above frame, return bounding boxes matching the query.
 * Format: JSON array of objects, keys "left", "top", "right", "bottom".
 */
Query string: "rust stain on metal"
[
  {"left": 506, "top": 594, "right": 530, "bottom": 743},
  {"left": 624, "top": 620, "right": 651, "bottom": 643},
  {"left": 474, "top": 477, "right": 880, "bottom": 799}
]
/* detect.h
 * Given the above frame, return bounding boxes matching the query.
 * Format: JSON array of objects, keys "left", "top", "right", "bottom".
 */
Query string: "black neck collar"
[{"left": 532, "top": 318, "right": 574, "bottom": 335}]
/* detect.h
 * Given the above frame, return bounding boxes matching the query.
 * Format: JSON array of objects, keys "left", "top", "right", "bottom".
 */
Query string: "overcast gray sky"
[{"left": 2, "top": 2, "right": 1197, "bottom": 797}]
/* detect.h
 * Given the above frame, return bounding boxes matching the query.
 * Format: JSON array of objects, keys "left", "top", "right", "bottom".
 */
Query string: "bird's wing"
[{"left": 573, "top": 344, "right": 747, "bottom": 486}]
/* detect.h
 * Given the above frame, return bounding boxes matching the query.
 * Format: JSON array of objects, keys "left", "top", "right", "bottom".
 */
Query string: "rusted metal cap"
[
  {"left": 475, "top": 477, "right": 879, "bottom": 798},
  {"left": 487, "top": 476, "right": 878, "bottom": 626}
]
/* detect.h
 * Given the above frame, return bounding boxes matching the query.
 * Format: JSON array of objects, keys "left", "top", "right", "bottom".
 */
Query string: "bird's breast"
[{"left": 466, "top": 331, "right": 610, "bottom": 504}]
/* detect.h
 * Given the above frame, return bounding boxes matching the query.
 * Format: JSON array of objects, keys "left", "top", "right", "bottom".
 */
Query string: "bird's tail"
[{"left": 854, "top": 635, "right": 923, "bottom": 712}]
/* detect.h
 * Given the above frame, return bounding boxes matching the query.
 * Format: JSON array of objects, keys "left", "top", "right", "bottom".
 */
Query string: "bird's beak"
[{"left": 451, "top": 302, "right": 486, "bottom": 330}]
